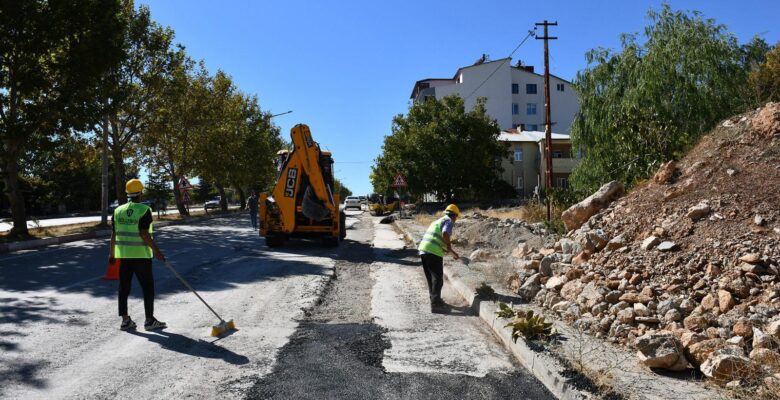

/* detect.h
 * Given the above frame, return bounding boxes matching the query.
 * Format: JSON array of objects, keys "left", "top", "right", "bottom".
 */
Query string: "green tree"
[
  {"left": 334, "top": 178, "right": 352, "bottom": 200},
  {"left": 141, "top": 53, "right": 207, "bottom": 215},
  {"left": 749, "top": 43, "right": 780, "bottom": 103},
  {"left": 371, "top": 95, "right": 505, "bottom": 201},
  {"left": 0, "top": 0, "right": 126, "bottom": 237},
  {"left": 570, "top": 4, "right": 765, "bottom": 193},
  {"left": 98, "top": 1, "right": 174, "bottom": 205}
]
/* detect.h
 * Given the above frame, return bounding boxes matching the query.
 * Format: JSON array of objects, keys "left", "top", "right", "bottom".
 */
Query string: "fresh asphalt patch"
[{"left": 247, "top": 214, "right": 554, "bottom": 400}]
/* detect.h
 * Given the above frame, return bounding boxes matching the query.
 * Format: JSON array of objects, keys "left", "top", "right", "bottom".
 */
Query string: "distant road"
[
  {"left": 1, "top": 206, "right": 363, "bottom": 233},
  {"left": 0, "top": 206, "right": 236, "bottom": 233}
]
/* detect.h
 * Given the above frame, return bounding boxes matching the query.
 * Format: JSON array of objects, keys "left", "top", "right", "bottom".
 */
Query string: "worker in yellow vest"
[
  {"left": 417, "top": 204, "right": 461, "bottom": 313},
  {"left": 109, "top": 179, "right": 167, "bottom": 331}
]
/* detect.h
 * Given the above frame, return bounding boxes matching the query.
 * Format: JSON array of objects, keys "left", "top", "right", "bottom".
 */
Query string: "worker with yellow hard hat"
[
  {"left": 109, "top": 178, "right": 167, "bottom": 331},
  {"left": 417, "top": 203, "right": 461, "bottom": 313}
]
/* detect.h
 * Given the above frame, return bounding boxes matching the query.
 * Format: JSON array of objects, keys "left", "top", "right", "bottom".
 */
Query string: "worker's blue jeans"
[{"left": 250, "top": 210, "right": 258, "bottom": 230}]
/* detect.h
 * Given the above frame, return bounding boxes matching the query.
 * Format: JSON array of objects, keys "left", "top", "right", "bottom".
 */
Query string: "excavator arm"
[{"left": 261, "top": 124, "right": 339, "bottom": 235}]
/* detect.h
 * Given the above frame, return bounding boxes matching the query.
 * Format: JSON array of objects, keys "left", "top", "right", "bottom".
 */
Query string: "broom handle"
[{"left": 163, "top": 260, "right": 223, "bottom": 321}]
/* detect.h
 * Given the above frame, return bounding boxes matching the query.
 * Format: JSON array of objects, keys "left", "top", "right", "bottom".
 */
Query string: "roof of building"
[
  {"left": 409, "top": 78, "right": 456, "bottom": 99},
  {"left": 498, "top": 129, "right": 570, "bottom": 143},
  {"left": 410, "top": 57, "right": 573, "bottom": 99}
]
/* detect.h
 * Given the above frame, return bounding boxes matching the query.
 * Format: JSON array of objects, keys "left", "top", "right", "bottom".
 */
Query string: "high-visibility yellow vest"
[
  {"left": 113, "top": 202, "right": 153, "bottom": 259},
  {"left": 417, "top": 216, "right": 451, "bottom": 257}
]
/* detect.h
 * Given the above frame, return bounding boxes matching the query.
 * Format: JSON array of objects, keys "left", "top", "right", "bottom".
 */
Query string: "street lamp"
[{"left": 270, "top": 110, "right": 293, "bottom": 118}]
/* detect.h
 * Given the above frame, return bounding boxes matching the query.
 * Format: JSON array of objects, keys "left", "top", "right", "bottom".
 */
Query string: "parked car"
[
  {"left": 108, "top": 200, "right": 120, "bottom": 213},
  {"left": 204, "top": 196, "right": 221, "bottom": 210},
  {"left": 343, "top": 196, "right": 361, "bottom": 210},
  {"left": 141, "top": 199, "right": 167, "bottom": 212},
  {"left": 358, "top": 196, "right": 367, "bottom": 204}
]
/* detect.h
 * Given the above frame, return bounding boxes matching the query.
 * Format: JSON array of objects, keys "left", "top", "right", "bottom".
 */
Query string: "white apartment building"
[{"left": 410, "top": 57, "right": 580, "bottom": 132}]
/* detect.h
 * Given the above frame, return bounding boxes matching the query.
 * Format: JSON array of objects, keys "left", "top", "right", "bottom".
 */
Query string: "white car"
[{"left": 343, "top": 196, "right": 361, "bottom": 210}]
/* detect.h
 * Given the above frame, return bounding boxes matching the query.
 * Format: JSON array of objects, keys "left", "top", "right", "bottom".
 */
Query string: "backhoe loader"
[{"left": 259, "top": 124, "right": 346, "bottom": 247}]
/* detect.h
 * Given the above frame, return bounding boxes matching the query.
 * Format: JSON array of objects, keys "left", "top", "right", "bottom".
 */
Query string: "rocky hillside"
[{"left": 506, "top": 103, "right": 780, "bottom": 395}]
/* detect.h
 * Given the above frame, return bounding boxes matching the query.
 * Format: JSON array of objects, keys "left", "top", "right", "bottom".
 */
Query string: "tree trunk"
[
  {"left": 171, "top": 175, "right": 188, "bottom": 216},
  {"left": 3, "top": 146, "right": 30, "bottom": 238},
  {"left": 215, "top": 182, "right": 228, "bottom": 211},
  {"left": 100, "top": 121, "right": 109, "bottom": 225},
  {"left": 233, "top": 181, "right": 246, "bottom": 210},
  {"left": 112, "top": 144, "right": 127, "bottom": 204}
]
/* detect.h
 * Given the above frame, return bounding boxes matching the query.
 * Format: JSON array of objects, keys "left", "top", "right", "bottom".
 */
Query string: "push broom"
[{"left": 163, "top": 260, "right": 236, "bottom": 337}]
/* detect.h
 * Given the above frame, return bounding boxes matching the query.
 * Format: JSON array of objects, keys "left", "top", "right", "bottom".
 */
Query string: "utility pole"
[
  {"left": 535, "top": 20, "right": 557, "bottom": 221},
  {"left": 100, "top": 118, "right": 109, "bottom": 226}
]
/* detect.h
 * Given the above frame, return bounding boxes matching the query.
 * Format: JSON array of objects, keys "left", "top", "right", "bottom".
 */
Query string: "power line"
[{"left": 464, "top": 27, "right": 537, "bottom": 102}]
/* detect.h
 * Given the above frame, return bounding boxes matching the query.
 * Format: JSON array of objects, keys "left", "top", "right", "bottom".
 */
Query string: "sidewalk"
[{"left": 394, "top": 218, "right": 725, "bottom": 400}]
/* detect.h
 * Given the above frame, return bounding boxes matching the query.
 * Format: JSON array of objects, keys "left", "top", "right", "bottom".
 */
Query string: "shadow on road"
[{"left": 127, "top": 329, "right": 249, "bottom": 365}]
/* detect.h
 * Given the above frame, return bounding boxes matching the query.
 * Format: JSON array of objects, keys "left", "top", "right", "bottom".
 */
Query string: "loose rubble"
[{"left": 465, "top": 104, "right": 780, "bottom": 394}]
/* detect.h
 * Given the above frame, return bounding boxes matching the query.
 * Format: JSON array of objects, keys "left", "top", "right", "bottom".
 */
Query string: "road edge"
[
  {"left": 393, "top": 219, "right": 589, "bottom": 400},
  {"left": 0, "top": 212, "right": 244, "bottom": 254}
]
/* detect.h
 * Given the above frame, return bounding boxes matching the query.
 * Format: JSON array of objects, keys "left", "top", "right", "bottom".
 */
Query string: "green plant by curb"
[
  {"left": 505, "top": 309, "right": 556, "bottom": 342},
  {"left": 476, "top": 282, "right": 496, "bottom": 299},
  {"left": 495, "top": 302, "right": 516, "bottom": 319}
]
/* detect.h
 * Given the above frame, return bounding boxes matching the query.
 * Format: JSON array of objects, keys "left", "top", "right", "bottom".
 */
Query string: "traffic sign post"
[
  {"left": 177, "top": 176, "right": 193, "bottom": 191},
  {"left": 391, "top": 173, "right": 408, "bottom": 218},
  {"left": 391, "top": 173, "right": 407, "bottom": 188}
]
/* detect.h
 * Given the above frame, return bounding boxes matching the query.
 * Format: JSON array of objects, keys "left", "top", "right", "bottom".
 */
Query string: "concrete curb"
[
  {"left": 0, "top": 212, "right": 242, "bottom": 254},
  {"left": 393, "top": 220, "right": 589, "bottom": 400}
]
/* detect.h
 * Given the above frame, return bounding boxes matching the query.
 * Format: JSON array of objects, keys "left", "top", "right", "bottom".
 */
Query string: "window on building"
[
  {"left": 527, "top": 103, "right": 537, "bottom": 115},
  {"left": 528, "top": 124, "right": 538, "bottom": 131},
  {"left": 557, "top": 177, "right": 569, "bottom": 188},
  {"left": 556, "top": 83, "right": 565, "bottom": 91},
  {"left": 517, "top": 176, "right": 524, "bottom": 190},
  {"left": 511, "top": 83, "right": 519, "bottom": 94},
  {"left": 514, "top": 149, "right": 523, "bottom": 161},
  {"left": 512, "top": 103, "right": 519, "bottom": 115},
  {"left": 526, "top": 84, "right": 537, "bottom": 94},
  {"left": 552, "top": 150, "right": 564, "bottom": 158}
]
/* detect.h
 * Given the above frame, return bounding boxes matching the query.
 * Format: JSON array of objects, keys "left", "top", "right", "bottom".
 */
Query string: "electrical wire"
[{"left": 464, "top": 27, "right": 537, "bottom": 102}]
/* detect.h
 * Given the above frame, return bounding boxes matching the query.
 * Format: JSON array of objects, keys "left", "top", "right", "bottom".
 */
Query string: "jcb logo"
[{"left": 284, "top": 168, "right": 298, "bottom": 197}]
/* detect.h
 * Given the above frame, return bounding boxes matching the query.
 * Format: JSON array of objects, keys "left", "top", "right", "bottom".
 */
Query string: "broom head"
[{"left": 210, "top": 319, "right": 236, "bottom": 337}]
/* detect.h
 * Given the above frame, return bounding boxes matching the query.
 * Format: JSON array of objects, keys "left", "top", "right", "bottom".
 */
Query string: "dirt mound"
[
  {"left": 455, "top": 211, "right": 553, "bottom": 254},
  {"left": 503, "top": 103, "right": 780, "bottom": 394}
]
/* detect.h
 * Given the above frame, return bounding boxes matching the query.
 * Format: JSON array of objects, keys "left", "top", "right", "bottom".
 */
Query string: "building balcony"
[{"left": 551, "top": 157, "right": 577, "bottom": 173}]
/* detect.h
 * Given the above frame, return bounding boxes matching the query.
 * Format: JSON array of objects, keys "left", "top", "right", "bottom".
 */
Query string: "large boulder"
[
  {"left": 517, "top": 273, "right": 542, "bottom": 300},
  {"left": 700, "top": 347, "right": 757, "bottom": 381},
  {"left": 561, "top": 181, "right": 624, "bottom": 232},
  {"left": 687, "top": 338, "right": 730, "bottom": 367},
  {"left": 635, "top": 332, "right": 689, "bottom": 371}
]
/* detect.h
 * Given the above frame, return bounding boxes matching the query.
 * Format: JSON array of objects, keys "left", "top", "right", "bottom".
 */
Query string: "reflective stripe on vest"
[
  {"left": 113, "top": 202, "right": 153, "bottom": 258},
  {"left": 417, "top": 216, "right": 451, "bottom": 257}
]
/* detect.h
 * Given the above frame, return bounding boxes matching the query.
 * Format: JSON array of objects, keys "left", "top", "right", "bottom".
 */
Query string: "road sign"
[
  {"left": 182, "top": 191, "right": 191, "bottom": 204},
  {"left": 177, "top": 176, "right": 193, "bottom": 190},
  {"left": 391, "top": 173, "right": 407, "bottom": 188}
]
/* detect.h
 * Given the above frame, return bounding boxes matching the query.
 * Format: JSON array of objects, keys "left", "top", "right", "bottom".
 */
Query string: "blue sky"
[{"left": 138, "top": 0, "right": 779, "bottom": 196}]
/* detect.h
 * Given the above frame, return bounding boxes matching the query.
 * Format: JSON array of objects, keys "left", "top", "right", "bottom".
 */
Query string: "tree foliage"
[
  {"left": 0, "top": 0, "right": 126, "bottom": 237},
  {"left": 371, "top": 96, "right": 506, "bottom": 201},
  {"left": 749, "top": 43, "right": 780, "bottom": 103},
  {"left": 333, "top": 178, "right": 352, "bottom": 200},
  {"left": 99, "top": 1, "right": 174, "bottom": 204},
  {"left": 570, "top": 4, "right": 769, "bottom": 193}
]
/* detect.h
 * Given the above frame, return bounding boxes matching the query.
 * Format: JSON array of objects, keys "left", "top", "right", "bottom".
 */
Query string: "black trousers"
[
  {"left": 420, "top": 253, "right": 444, "bottom": 303},
  {"left": 118, "top": 258, "right": 155, "bottom": 319}
]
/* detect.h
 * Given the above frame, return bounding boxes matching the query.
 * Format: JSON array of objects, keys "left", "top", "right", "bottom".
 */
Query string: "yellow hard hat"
[
  {"left": 444, "top": 204, "right": 460, "bottom": 217},
  {"left": 125, "top": 179, "right": 144, "bottom": 196}
]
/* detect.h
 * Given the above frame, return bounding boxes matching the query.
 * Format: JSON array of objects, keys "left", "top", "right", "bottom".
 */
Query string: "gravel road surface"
[{"left": 1, "top": 211, "right": 552, "bottom": 399}]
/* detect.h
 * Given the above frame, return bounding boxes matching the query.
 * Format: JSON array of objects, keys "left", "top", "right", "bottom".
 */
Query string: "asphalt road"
[{"left": 0, "top": 211, "right": 551, "bottom": 399}]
